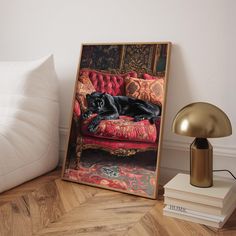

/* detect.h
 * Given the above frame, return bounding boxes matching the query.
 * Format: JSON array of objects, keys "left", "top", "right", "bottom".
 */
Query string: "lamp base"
[{"left": 190, "top": 138, "right": 213, "bottom": 187}]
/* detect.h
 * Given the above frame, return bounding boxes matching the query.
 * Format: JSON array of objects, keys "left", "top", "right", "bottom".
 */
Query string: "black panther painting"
[
  {"left": 83, "top": 92, "right": 161, "bottom": 133},
  {"left": 62, "top": 43, "right": 171, "bottom": 199}
]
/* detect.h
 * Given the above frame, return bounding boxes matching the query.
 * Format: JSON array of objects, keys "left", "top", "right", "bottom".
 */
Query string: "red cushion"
[
  {"left": 125, "top": 77, "right": 164, "bottom": 106},
  {"left": 81, "top": 115, "right": 157, "bottom": 143},
  {"left": 80, "top": 69, "right": 137, "bottom": 96}
]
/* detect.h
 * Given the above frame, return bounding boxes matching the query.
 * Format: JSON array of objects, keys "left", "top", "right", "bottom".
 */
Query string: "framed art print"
[{"left": 62, "top": 42, "right": 171, "bottom": 199}]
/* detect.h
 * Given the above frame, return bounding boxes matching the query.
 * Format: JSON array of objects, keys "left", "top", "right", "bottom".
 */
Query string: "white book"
[
  {"left": 164, "top": 174, "right": 235, "bottom": 208},
  {"left": 164, "top": 193, "right": 236, "bottom": 216},
  {"left": 163, "top": 204, "right": 236, "bottom": 228},
  {"left": 165, "top": 205, "right": 225, "bottom": 222}
]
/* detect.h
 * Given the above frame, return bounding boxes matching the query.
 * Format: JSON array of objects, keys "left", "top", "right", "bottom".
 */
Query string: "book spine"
[
  {"left": 163, "top": 209, "right": 220, "bottom": 228},
  {"left": 164, "top": 189, "right": 224, "bottom": 207},
  {"left": 164, "top": 197, "right": 223, "bottom": 215},
  {"left": 165, "top": 205, "right": 225, "bottom": 222}
]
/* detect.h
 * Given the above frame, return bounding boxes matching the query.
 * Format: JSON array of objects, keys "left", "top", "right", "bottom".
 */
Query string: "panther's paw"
[
  {"left": 88, "top": 122, "right": 98, "bottom": 133},
  {"left": 88, "top": 118, "right": 98, "bottom": 133},
  {"left": 82, "top": 112, "right": 90, "bottom": 120},
  {"left": 134, "top": 116, "right": 145, "bottom": 122}
]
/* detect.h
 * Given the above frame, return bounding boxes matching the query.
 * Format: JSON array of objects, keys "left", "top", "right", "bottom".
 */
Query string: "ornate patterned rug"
[{"left": 64, "top": 150, "right": 157, "bottom": 196}]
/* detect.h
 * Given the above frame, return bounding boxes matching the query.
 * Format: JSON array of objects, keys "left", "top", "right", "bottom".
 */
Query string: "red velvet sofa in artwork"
[{"left": 74, "top": 69, "right": 161, "bottom": 166}]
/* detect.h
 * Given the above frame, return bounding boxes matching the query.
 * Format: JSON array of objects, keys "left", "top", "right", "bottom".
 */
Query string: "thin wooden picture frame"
[{"left": 62, "top": 42, "right": 171, "bottom": 199}]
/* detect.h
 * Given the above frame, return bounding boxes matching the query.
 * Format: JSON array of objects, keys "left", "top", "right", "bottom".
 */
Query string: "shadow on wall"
[
  {"left": 58, "top": 72, "right": 78, "bottom": 128},
  {"left": 164, "top": 43, "right": 194, "bottom": 143},
  {"left": 160, "top": 44, "right": 195, "bottom": 183}
]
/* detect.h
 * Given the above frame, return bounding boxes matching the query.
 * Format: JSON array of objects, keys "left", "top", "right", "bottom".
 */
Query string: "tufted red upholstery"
[
  {"left": 80, "top": 69, "right": 137, "bottom": 96},
  {"left": 81, "top": 115, "right": 158, "bottom": 143}
]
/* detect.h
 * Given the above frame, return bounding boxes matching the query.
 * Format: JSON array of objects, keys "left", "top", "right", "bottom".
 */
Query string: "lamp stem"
[{"left": 190, "top": 138, "right": 213, "bottom": 187}]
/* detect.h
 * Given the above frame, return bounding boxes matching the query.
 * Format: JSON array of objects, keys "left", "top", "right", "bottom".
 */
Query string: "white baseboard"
[{"left": 163, "top": 139, "right": 236, "bottom": 159}]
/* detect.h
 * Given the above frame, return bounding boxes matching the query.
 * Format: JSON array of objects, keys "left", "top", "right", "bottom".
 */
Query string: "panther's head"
[{"left": 86, "top": 92, "right": 105, "bottom": 112}]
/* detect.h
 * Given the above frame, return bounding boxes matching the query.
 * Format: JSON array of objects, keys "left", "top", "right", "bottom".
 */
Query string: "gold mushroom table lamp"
[{"left": 172, "top": 102, "right": 232, "bottom": 188}]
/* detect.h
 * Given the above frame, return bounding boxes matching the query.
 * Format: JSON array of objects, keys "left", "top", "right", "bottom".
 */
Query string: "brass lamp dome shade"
[
  {"left": 172, "top": 102, "right": 232, "bottom": 188},
  {"left": 172, "top": 102, "right": 232, "bottom": 138}
]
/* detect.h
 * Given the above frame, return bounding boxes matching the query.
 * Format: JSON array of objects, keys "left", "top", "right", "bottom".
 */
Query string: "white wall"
[{"left": 0, "top": 0, "right": 235, "bottom": 184}]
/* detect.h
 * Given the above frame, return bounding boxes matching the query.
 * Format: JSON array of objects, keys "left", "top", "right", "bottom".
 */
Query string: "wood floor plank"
[
  {"left": 126, "top": 201, "right": 233, "bottom": 236},
  {"left": 0, "top": 169, "right": 60, "bottom": 207},
  {"left": 29, "top": 181, "right": 66, "bottom": 234},
  {"left": 55, "top": 179, "right": 101, "bottom": 212},
  {"left": 0, "top": 180, "right": 101, "bottom": 236},
  {"left": 0, "top": 195, "right": 33, "bottom": 236},
  {"left": 0, "top": 181, "right": 65, "bottom": 236},
  {"left": 126, "top": 201, "right": 182, "bottom": 236},
  {"left": 34, "top": 191, "right": 156, "bottom": 236}
]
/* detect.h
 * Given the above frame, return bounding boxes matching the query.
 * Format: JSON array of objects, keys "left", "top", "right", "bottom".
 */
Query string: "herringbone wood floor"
[{"left": 0, "top": 169, "right": 235, "bottom": 236}]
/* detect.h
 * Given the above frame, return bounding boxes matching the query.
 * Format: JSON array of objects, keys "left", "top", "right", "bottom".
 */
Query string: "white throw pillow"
[{"left": 0, "top": 55, "right": 59, "bottom": 193}]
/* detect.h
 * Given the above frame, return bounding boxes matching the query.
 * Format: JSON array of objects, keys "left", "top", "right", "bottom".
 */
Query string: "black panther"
[{"left": 82, "top": 92, "right": 161, "bottom": 133}]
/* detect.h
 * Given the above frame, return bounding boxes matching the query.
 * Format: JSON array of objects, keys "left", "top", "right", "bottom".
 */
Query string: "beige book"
[
  {"left": 164, "top": 193, "right": 236, "bottom": 216},
  {"left": 163, "top": 204, "right": 235, "bottom": 229},
  {"left": 164, "top": 174, "right": 235, "bottom": 208}
]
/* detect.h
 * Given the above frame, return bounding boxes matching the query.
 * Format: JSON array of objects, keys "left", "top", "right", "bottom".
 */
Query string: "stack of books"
[{"left": 163, "top": 173, "right": 236, "bottom": 228}]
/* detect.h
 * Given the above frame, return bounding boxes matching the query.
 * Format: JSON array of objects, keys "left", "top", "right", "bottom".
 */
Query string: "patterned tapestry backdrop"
[{"left": 80, "top": 44, "right": 167, "bottom": 76}]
